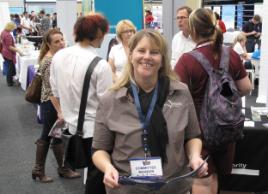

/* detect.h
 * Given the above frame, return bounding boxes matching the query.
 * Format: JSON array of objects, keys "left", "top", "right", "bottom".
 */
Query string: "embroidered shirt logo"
[{"left": 164, "top": 100, "right": 182, "bottom": 108}]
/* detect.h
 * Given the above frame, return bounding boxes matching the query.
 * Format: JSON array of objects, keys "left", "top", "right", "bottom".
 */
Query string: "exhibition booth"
[{"left": 1, "top": 0, "right": 268, "bottom": 193}]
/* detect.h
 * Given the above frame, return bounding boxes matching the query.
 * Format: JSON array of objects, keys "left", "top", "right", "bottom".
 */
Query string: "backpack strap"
[
  {"left": 219, "top": 46, "right": 230, "bottom": 72},
  {"left": 189, "top": 46, "right": 231, "bottom": 75},
  {"left": 189, "top": 50, "right": 213, "bottom": 75}
]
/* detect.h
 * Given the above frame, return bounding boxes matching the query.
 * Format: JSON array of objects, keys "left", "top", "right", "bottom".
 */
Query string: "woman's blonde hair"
[
  {"left": 111, "top": 29, "right": 177, "bottom": 90},
  {"left": 38, "top": 28, "right": 63, "bottom": 63},
  {"left": 233, "top": 32, "right": 246, "bottom": 46},
  {"left": 116, "top": 20, "right": 136, "bottom": 42},
  {"left": 5, "top": 22, "right": 16, "bottom": 31}
]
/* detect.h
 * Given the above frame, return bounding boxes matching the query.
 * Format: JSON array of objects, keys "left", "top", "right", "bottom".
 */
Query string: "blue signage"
[
  {"left": 222, "top": 5, "right": 236, "bottom": 30},
  {"left": 95, "top": 0, "right": 144, "bottom": 33},
  {"left": 236, "top": 4, "right": 243, "bottom": 30}
]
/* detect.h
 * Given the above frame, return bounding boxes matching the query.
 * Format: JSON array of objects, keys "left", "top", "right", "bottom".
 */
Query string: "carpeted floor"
[{"left": 0, "top": 73, "right": 85, "bottom": 194}]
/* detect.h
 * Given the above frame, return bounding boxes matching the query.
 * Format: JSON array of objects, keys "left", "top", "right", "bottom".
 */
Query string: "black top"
[{"left": 242, "top": 20, "right": 262, "bottom": 40}]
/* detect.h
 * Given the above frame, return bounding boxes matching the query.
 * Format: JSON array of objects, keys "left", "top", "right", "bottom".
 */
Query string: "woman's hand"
[
  {"left": 103, "top": 164, "right": 120, "bottom": 189},
  {"left": 18, "top": 50, "right": 24, "bottom": 56},
  {"left": 57, "top": 112, "right": 64, "bottom": 125},
  {"left": 189, "top": 155, "right": 208, "bottom": 177}
]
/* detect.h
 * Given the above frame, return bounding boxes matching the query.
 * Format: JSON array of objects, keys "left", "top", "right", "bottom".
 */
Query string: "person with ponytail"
[
  {"left": 32, "top": 29, "right": 80, "bottom": 183},
  {"left": 174, "top": 8, "right": 252, "bottom": 194}
]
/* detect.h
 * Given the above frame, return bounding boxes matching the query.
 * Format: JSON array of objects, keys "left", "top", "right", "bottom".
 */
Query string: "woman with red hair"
[{"left": 50, "top": 13, "right": 112, "bottom": 194}]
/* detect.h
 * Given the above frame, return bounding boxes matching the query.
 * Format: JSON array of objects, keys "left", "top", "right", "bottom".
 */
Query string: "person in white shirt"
[
  {"left": 20, "top": 11, "right": 32, "bottom": 35},
  {"left": 108, "top": 20, "right": 136, "bottom": 82},
  {"left": 171, "top": 6, "right": 196, "bottom": 69},
  {"left": 233, "top": 33, "right": 253, "bottom": 69},
  {"left": 50, "top": 13, "right": 112, "bottom": 194}
]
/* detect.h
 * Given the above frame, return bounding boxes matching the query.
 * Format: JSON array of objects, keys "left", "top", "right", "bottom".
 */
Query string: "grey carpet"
[{"left": 0, "top": 73, "right": 85, "bottom": 194}]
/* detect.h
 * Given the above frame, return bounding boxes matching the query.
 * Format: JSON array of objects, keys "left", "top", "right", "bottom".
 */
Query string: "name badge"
[{"left": 129, "top": 157, "right": 163, "bottom": 177}]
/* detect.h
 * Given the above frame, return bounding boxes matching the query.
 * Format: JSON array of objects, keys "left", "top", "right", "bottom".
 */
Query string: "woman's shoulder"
[
  {"left": 40, "top": 55, "right": 52, "bottom": 65},
  {"left": 170, "top": 79, "right": 190, "bottom": 92},
  {"left": 111, "top": 43, "right": 123, "bottom": 51},
  {"left": 103, "top": 87, "right": 127, "bottom": 98},
  {"left": 169, "top": 80, "right": 193, "bottom": 101}
]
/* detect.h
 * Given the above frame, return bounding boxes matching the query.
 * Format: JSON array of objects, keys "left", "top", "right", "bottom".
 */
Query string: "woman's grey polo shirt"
[{"left": 93, "top": 79, "right": 200, "bottom": 183}]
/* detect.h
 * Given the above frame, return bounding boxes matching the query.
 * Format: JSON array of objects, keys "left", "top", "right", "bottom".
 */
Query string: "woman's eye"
[
  {"left": 151, "top": 51, "right": 159, "bottom": 55},
  {"left": 137, "top": 49, "right": 145, "bottom": 53}
]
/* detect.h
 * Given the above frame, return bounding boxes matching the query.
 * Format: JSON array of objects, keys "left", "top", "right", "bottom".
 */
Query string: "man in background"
[
  {"left": 21, "top": 11, "right": 32, "bottom": 36},
  {"left": 39, "top": 10, "right": 51, "bottom": 35},
  {"left": 242, "top": 14, "right": 262, "bottom": 52},
  {"left": 171, "top": 6, "right": 196, "bottom": 69}
]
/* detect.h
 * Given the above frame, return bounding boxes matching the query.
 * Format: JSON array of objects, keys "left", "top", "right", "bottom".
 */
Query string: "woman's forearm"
[
  {"left": 49, "top": 96, "right": 62, "bottom": 118},
  {"left": 92, "top": 150, "right": 113, "bottom": 173},
  {"left": 185, "top": 138, "right": 202, "bottom": 161}
]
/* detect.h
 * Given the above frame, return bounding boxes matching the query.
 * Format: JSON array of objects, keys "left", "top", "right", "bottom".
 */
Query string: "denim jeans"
[
  {"left": 40, "top": 100, "right": 61, "bottom": 144},
  {"left": 4, "top": 58, "right": 15, "bottom": 86}
]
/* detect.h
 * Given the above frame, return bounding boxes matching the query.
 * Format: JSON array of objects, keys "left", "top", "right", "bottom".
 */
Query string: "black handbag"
[
  {"left": 62, "top": 56, "right": 102, "bottom": 169},
  {"left": 25, "top": 72, "right": 42, "bottom": 104}
]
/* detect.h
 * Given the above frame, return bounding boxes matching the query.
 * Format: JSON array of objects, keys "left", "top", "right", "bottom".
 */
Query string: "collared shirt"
[
  {"left": 171, "top": 31, "right": 196, "bottom": 69},
  {"left": 50, "top": 43, "right": 113, "bottom": 138},
  {"left": 93, "top": 80, "right": 201, "bottom": 183},
  {"left": 108, "top": 43, "right": 127, "bottom": 76}
]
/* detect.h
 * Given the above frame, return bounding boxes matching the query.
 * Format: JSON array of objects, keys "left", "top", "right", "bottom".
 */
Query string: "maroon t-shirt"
[
  {"left": 174, "top": 44, "right": 247, "bottom": 116},
  {"left": 0, "top": 30, "right": 16, "bottom": 64},
  {"left": 174, "top": 44, "right": 248, "bottom": 175}
]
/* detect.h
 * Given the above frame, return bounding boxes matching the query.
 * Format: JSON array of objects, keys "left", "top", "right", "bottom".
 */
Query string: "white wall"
[
  {"left": 0, "top": 2, "right": 11, "bottom": 33},
  {"left": 56, "top": 0, "right": 77, "bottom": 46},
  {"left": 257, "top": 0, "right": 268, "bottom": 104},
  {"left": 162, "top": 0, "right": 201, "bottom": 50}
]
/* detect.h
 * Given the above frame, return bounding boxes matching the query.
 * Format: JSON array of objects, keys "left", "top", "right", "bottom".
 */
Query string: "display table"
[
  {"left": 27, "top": 64, "right": 37, "bottom": 87},
  {"left": 220, "top": 96, "right": 268, "bottom": 192},
  {"left": 17, "top": 51, "right": 39, "bottom": 90}
]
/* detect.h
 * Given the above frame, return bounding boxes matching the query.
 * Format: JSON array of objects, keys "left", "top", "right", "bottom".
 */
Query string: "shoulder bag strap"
[{"left": 76, "top": 56, "right": 102, "bottom": 136}]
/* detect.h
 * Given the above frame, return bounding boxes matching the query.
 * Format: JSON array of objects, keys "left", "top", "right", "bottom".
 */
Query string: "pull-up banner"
[{"left": 95, "top": 0, "right": 144, "bottom": 33}]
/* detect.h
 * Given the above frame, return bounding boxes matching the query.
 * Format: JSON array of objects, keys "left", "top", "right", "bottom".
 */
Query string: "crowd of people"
[
  {"left": 0, "top": 4, "right": 258, "bottom": 194},
  {"left": 11, "top": 10, "right": 57, "bottom": 38}
]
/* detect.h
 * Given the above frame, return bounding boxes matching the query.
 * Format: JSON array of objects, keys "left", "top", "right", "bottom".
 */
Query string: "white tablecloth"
[{"left": 17, "top": 50, "right": 39, "bottom": 90}]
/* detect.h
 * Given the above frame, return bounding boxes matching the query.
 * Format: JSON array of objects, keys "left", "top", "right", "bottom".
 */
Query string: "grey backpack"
[{"left": 189, "top": 46, "right": 244, "bottom": 150}]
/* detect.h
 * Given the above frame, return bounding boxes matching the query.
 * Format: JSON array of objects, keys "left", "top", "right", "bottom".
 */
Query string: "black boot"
[
  {"left": 52, "top": 143, "right": 80, "bottom": 179},
  {"left": 32, "top": 139, "right": 53, "bottom": 183}
]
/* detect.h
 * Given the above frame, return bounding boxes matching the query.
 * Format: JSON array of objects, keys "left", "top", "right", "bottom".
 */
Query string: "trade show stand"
[{"left": 220, "top": 93, "right": 268, "bottom": 193}]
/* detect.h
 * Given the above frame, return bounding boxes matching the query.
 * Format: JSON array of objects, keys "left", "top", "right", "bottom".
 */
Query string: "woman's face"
[
  {"left": 130, "top": 36, "right": 162, "bottom": 82},
  {"left": 120, "top": 25, "right": 135, "bottom": 43},
  {"left": 48, "top": 33, "right": 65, "bottom": 53}
]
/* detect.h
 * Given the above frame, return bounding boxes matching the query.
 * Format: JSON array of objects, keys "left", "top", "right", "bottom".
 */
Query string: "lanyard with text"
[{"left": 131, "top": 82, "right": 159, "bottom": 158}]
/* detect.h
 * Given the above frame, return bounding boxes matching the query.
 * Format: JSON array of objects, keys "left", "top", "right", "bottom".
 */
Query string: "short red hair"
[{"left": 74, "top": 13, "right": 109, "bottom": 42}]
